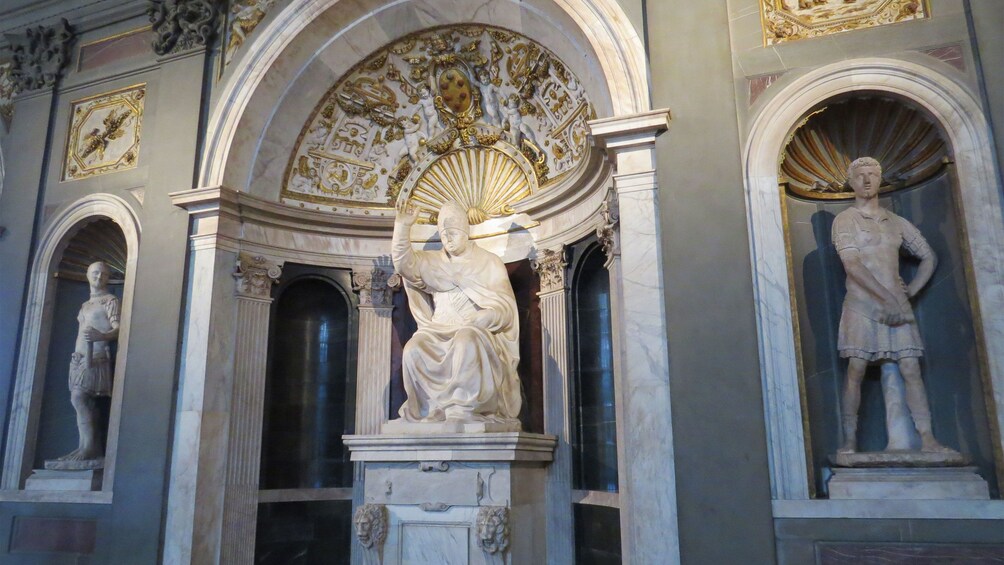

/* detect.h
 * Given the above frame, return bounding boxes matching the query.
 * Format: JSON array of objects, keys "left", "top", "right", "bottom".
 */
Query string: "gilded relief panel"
[
  {"left": 63, "top": 84, "right": 145, "bottom": 182},
  {"left": 760, "top": 0, "right": 929, "bottom": 46},
  {"left": 283, "top": 25, "right": 593, "bottom": 215}
]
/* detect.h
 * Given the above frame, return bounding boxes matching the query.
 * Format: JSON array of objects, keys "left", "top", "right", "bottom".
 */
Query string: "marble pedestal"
[
  {"left": 828, "top": 467, "right": 990, "bottom": 500},
  {"left": 25, "top": 469, "right": 102, "bottom": 491},
  {"left": 344, "top": 432, "right": 556, "bottom": 565}
]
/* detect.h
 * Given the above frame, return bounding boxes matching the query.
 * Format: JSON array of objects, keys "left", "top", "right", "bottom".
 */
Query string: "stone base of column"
[
  {"left": 345, "top": 433, "right": 556, "bottom": 564},
  {"left": 827, "top": 466, "right": 989, "bottom": 500}
]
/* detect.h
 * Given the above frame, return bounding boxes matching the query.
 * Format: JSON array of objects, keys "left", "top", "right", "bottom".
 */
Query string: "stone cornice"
[{"left": 588, "top": 108, "right": 671, "bottom": 151}]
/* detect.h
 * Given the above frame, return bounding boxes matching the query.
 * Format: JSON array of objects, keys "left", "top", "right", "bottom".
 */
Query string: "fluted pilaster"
[
  {"left": 353, "top": 267, "right": 400, "bottom": 434},
  {"left": 220, "top": 253, "right": 282, "bottom": 564},
  {"left": 532, "top": 246, "right": 573, "bottom": 563}
]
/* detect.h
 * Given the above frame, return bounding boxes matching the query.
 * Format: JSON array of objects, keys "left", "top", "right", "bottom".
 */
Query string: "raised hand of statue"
[{"left": 396, "top": 200, "right": 419, "bottom": 227}]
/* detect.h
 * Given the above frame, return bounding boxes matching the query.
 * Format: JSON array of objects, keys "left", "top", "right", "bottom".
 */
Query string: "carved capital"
[
  {"left": 6, "top": 19, "right": 75, "bottom": 92},
  {"left": 352, "top": 267, "right": 400, "bottom": 308},
  {"left": 531, "top": 246, "right": 567, "bottom": 294},
  {"left": 475, "top": 506, "right": 511, "bottom": 557},
  {"left": 148, "top": 0, "right": 223, "bottom": 56},
  {"left": 353, "top": 503, "right": 388, "bottom": 550},
  {"left": 597, "top": 192, "right": 620, "bottom": 267},
  {"left": 234, "top": 252, "right": 282, "bottom": 299},
  {"left": 0, "top": 63, "right": 15, "bottom": 132}
]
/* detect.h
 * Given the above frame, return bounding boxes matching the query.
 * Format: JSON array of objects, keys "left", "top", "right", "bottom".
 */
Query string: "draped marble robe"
[{"left": 391, "top": 220, "right": 522, "bottom": 425}]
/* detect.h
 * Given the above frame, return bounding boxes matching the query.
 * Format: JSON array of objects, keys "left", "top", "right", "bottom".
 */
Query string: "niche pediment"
[{"left": 282, "top": 25, "right": 594, "bottom": 224}]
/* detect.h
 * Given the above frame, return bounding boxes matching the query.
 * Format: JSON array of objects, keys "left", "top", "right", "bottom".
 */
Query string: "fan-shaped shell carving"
[
  {"left": 408, "top": 146, "right": 534, "bottom": 225},
  {"left": 781, "top": 97, "right": 948, "bottom": 199},
  {"left": 58, "top": 219, "right": 127, "bottom": 282}
]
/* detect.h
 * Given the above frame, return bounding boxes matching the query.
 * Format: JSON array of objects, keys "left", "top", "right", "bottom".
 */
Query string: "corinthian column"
[
  {"left": 352, "top": 267, "right": 400, "bottom": 435},
  {"left": 589, "top": 110, "right": 679, "bottom": 565},
  {"left": 220, "top": 253, "right": 282, "bottom": 564},
  {"left": 531, "top": 246, "right": 573, "bottom": 563}
]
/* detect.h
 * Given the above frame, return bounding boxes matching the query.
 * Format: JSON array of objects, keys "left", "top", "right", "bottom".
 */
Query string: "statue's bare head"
[
  {"left": 847, "top": 156, "right": 882, "bottom": 199},
  {"left": 437, "top": 201, "right": 471, "bottom": 257},
  {"left": 86, "top": 261, "right": 111, "bottom": 290}
]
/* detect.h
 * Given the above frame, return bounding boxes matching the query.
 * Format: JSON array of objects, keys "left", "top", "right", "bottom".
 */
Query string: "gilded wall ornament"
[
  {"left": 148, "top": 0, "right": 223, "bottom": 56},
  {"left": 780, "top": 97, "right": 947, "bottom": 199},
  {"left": 224, "top": 0, "right": 274, "bottom": 65},
  {"left": 759, "top": 0, "right": 929, "bottom": 46},
  {"left": 63, "top": 85, "right": 146, "bottom": 182},
  {"left": 6, "top": 19, "right": 75, "bottom": 92},
  {"left": 283, "top": 25, "right": 593, "bottom": 217},
  {"left": 0, "top": 63, "right": 16, "bottom": 132}
]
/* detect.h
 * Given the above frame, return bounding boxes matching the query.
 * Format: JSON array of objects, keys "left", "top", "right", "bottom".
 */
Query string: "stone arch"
[
  {"left": 2, "top": 193, "right": 141, "bottom": 494},
  {"left": 743, "top": 58, "right": 1004, "bottom": 500},
  {"left": 198, "top": 0, "right": 649, "bottom": 191}
]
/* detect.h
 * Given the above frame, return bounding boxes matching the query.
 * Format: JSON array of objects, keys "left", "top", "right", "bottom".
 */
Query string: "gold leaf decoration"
[
  {"left": 781, "top": 96, "right": 948, "bottom": 199},
  {"left": 408, "top": 146, "right": 534, "bottom": 225},
  {"left": 760, "top": 0, "right": 930, "bottom": 46},
  {"left": 282, "top": 24, "right": 592, "bottom": 214}
]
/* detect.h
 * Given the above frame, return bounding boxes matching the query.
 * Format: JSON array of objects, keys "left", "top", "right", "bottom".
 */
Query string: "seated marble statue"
[{"left": 391, "top": 201, "right": 522, "bottom": 428}]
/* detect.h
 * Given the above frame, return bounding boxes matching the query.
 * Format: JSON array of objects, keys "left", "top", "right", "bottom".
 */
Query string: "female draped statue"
[{"left": 391, "top": 201, "right": 522, "bottom": 430}]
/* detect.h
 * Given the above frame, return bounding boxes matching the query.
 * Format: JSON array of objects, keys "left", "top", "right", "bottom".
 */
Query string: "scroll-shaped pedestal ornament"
[
  {"left": 7, "top": 19, "right": 75, "bottom": 92},
  {"left": 354, "top": 503, "right": 388, "bottom": 564},
  {"left": 234, "top": 252, "right": 282, "bottom": 300},
  {"left": 148, "top": 0, "right": 223, "bottom": 56},
  {"left": 475, "top": 505, "right": 511, "bottom": 562}
]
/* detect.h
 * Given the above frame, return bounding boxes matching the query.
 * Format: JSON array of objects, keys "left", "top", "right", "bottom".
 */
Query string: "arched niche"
[
  {"left": 256, "top": 266, "right": 358, "bottom": 564},
  {"left": 261, "top": 270, "right": 357, "bottom": 490},
  {"left": 743, "top": 58, "right": 1004, "bottom": 503},
  {"left": 2, "top": 194, "right": 141, "bottom": 497},
  {"left": 33, "top": 220, "right": 127, "bottom": 470},
  {"left": 779, "top": 93, "right": 998, "bottom": 498}
]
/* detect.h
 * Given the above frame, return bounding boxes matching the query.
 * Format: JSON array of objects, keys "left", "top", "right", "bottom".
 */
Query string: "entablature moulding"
[{"left": 170, "top": 107, "right": 667, "bottom": 267}]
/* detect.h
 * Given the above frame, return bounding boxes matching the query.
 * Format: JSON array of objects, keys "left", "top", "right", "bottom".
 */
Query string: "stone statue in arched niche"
[
  {"left": 48, "top": 261, "right": 120, "bottom": 470},
  {"left": 831, "top": 157, "right": 962, "bottom": 466}
]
